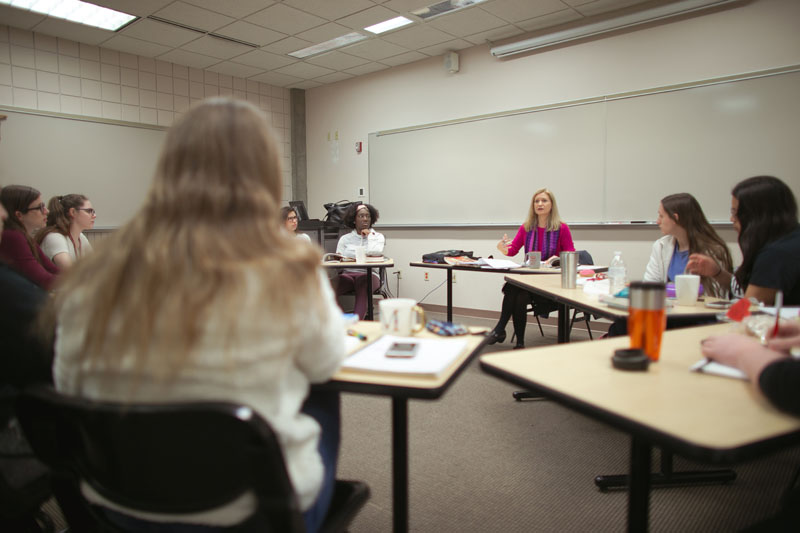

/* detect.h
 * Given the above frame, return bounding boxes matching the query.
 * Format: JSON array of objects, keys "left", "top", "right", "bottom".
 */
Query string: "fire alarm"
[{"left": 355, "top": 141, "right": 362, "bottom": 153}]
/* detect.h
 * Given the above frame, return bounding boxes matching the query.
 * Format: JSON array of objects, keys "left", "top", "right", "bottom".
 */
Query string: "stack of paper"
[{"left": 342, "top": 335, "right": 468, "bottom": 378}]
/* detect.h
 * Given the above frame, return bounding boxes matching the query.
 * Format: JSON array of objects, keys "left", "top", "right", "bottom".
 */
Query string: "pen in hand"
[{"left": 772, "top": 290, "right": 783, "bottom": 338}]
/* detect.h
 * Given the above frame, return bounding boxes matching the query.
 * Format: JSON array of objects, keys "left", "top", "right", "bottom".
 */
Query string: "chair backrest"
[
  {"left": 16, "top": 385, "right": 306, "bottom": 531},
  {"left": 577, "top": 250, "right": 594, "bottom": 266}
]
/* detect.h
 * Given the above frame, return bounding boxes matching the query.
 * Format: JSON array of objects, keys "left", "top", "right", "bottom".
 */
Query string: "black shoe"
[
  {"left": 512, "top": 342, "right": 525, "bottom": 350},
  {"left": 486, "top": 329, "right": 507, "bottom": 345}
]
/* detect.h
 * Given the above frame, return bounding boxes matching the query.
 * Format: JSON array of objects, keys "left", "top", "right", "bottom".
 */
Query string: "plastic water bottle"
[{"left": 608, "top": 251, "right": 627, "bottom": 296}]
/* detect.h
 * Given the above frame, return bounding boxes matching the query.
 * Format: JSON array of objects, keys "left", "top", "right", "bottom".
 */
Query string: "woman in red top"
[
  {"left": 0, "top": 185, "right": 59, "bottom": 289},
  {"left": 488, "top": 188, "right": 575, "bottom": 349}
]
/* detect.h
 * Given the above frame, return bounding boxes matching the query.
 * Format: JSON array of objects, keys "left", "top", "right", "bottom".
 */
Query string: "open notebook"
[{"left": 342, "top": 335, "right": 468, "bottom": 378}]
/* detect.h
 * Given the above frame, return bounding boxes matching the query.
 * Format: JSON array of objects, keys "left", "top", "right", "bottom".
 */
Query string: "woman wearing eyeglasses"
[
  {"left": 0, "top": 185, "right": 59, "bottom": 289},
  {"left": 36, "top": 194, "right": 96, "bottom": 269},
  {"left": 281, "top": 205, "right": 311, "bottom": 242}
]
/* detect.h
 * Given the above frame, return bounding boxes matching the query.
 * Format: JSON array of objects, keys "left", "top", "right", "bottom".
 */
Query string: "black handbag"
[{"left": 322, "top": 200, "right": 361, "bottom": 225}]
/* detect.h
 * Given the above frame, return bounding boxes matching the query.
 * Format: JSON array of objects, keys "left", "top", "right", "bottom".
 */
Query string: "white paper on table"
[
  {"left": 758, "top": 306, "right": 800, "bottom": 319},
  {"left": 341, "top": 335, "right": 468, "bottom": 378},
  {"left": 690, "top": 358, "right": 748, "bottom": 380},
  {"left": 477, "top": 258, "right": 523, "bottom": 269},
  {"left": 583, "top": 278, "right": 610, "bottom": 295}
]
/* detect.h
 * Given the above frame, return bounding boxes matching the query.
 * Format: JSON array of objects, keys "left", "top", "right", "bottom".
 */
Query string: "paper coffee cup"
[
  {"left": 354, "top": 245, "right": 367, "bottom": 263},
  {"left": 675, "top": 274, "right": 700, "bottom": 306}
]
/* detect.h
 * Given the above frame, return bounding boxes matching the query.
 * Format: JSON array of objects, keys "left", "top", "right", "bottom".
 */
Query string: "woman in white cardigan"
[
  {"left": 48, "top": 98, "right": 345, "bottom": 533},
  {"left": 644, "top": 193, "right": 732, "bottom": 298}
]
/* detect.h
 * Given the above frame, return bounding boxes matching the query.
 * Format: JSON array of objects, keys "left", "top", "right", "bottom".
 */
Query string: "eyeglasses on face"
[
  {"left": 77, "top": 208, "right": 97, "bottom": 216},
  {"left": 287, "top": 216, "right": 298, "bottom": 221},
  {"left": 23, "top": 203, "right": 46, "bottom": 214}
]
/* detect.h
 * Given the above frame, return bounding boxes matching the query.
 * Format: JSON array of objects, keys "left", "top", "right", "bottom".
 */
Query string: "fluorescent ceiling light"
[
  {"left": 412, "top": 0, "right": 488, "bottom": 21},
  {"left": 0, "top": 0, "right": 136, "bottom": 31},
  {"left": 491, "top": 0, "right": 740, "bottom": 58},
  {"left": 289, "top": 32, "right": 367, "bottom": 59},
  {"left": 365, "top": 16, "right": 413, "bottom": 34}
]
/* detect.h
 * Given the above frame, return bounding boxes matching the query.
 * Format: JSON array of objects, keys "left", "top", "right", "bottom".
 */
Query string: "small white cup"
[
  {"left": 675, "top": 274, "right": 701, "bottom": 306},
  {"left": 379, "top": 298, "right": 426, "bottom": 336},
  {"left": 354, "top": 245, "right": 367, "bottom": 263}
]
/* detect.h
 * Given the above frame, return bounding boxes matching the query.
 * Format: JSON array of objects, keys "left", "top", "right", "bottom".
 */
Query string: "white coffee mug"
[
  {"left": 354, "top": 245, "right": 367, "bottom": 264},
  {"left": 675, "top": 274, "right": 701, "bottom": 306},
  {"left": 379, "top": 298, "right": 426, "bottom": 336}
]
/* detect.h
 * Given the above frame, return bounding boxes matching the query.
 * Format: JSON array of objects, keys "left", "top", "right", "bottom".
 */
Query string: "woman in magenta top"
[
  {"left": 0, "top": 185, "right": 60, "bottom": 290},
  {"left": 488, "top": 188, "right": 574, "bottom": 349}
]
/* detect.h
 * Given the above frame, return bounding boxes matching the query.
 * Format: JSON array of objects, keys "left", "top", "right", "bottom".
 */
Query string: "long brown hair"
[
  {"left": 523, "top": 188, "right": 562, "bottom": 232},
  {"left": 661, "top": 193, "right": 733, "bottom": 297},
  {"left": 36, "top": 194, "right": 88, "bottom": 248},
  {"left": 0, "top": 185, "right": 44, "bottom": 262},
  {"left": 49, "top": 98, "right": 323, "bottom": 380}
]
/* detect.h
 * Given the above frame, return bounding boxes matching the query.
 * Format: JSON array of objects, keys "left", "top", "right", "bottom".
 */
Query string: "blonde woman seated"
[
  {"left": 281, "top": 205, "right": 311, "bottom": 242},
  {"left": 37, "top": 194, "right": 96, "bottom": 269},
  {"left": 49, "top": 99, "right": 345, "bottom": 533},
  {"left": 645, "top": 193, "right": 732, "bottom": 297}
]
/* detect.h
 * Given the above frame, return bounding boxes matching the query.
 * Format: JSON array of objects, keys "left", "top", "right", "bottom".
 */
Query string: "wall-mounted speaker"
[{"left": 444, "top": 51, "right": 459, "bottom": 74}]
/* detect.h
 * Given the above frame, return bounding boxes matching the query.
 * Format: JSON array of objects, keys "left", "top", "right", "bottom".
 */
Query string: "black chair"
[
  {"left": 529, "top": 250, "right": 596, "bottom": 339},
  {"left": 16, "top": 385, "right": 370, "bottom": 532}
]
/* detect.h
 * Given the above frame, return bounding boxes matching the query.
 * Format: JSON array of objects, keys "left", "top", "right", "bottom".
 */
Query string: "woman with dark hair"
[
  {"left": 644, "top": 193, "right": 733, "bottom": 297},
  {"left": 0, "top": 185, "right": 59, "bottom": 289},
  {"left": 37, "top": 194, "right": 95, "bottom": 269},
  {"left": 281, "top": 205, "right": 311, "bottom": 242},
  {"left": 335, "top": 203, "right": 384, "bottom": 319},
  {"left": 687, "top": 176, "right": 800, "bottom": 305},
  {"left": 487, "top": 188, "right": 575, "bottom": 349}
]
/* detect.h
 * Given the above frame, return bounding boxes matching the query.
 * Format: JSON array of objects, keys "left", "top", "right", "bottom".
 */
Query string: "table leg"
[
  {"left": 447, "top": 269, "right": 453, "bottom": 322},
  {"left": 392, "top": 397, "right": 409, "bottom": 533},
  {"left": 629, "top": 436, "right": 651, "bottom": 532},
  {"left": 366, "top": 266, "right": 374, "bottom": 321},
  {"left": 557, "top": 302, "right": 570, "bottom": 343}
]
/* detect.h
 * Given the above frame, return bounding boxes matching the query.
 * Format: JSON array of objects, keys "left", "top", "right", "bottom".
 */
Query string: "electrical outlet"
[
  {"left": 394, "top": 270, "right": 402, "bottom": 280},
  {"left": 357, "top": 187, "right": 365, "bottom": 197},
  {"left": 424, "top": 272, "right": 429, "bottom": 282},
  {"left": 452, "top": 273, "right": 457, "bottom": 284}
]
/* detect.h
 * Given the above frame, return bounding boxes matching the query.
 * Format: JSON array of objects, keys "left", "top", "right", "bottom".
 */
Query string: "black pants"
[{"left": 493, "top": 282, "right": 557, "bottom": 342}]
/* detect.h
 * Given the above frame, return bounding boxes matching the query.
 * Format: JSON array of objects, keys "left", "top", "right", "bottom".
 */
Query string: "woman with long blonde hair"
[
  {"left": 488, "top": 188, "right": 575, "bottom": 349},
  {"left": 50, "top": 98, "right": 345, "bottom": 532}
]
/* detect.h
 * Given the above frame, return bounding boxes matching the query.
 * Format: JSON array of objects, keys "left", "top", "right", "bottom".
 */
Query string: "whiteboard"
[
  {"left": 369, "top": 68, "right": 800, "bottom": 226},
  {"left": 0, "top": 110, "right": 165, "bottom": 227}
]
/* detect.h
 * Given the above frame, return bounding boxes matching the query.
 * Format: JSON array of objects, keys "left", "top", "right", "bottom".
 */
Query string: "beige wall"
[{"left": 305, "top": 0, "right": 799, "bottom": 312}]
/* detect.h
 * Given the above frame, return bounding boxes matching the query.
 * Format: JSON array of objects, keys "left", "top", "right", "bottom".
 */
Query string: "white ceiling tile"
[
  {"left": 336, "top": 5, "right": 399, "bottom": 30},
  {"left": 0, "top": 5, "right": 45, "bottom": 29},
  {"left": 296, "top": 22, "right": 354, "bottom": 45},
  {"left": 246, "top": 4, "right": 327, "bottom": 35},
  {"left": 428, "top": 7, "right": 508, "bottom": 37},
  {"left": 100, "top": 35, "right": 171, "bottom": 57},
  {"left": 205, "top": 61, "right": 264, "bottom": 78},
  {"left": 233, "top": 49, "right": 296, "bottom": 70},
  {"left": 516, "top": 10, "right": 583, "bottom": 33},
  {"left": 306, "top": 51, "right": 369, "bottom": 70},
  {"left": 120, "top": 19, "right": 200, "bottom": 48},
  {"left": 274, "top": 62, "right": 335, "bottom": 79},
  {"left": 182, "top": 0, "right": 274, "bottom": 18},
  {"left": 462, "top": 24, "right": 526, "bottom": 45},
  {"left": 312, "top": 71, "right": 355, "bottom": 85},
  {"left": 288, "top": 79, "right": 323, "bottom": 89},
  {"left": 153, "top": 1, "right": 235, "bottom": 32},
  {"left": 381, "top": 0, "right": 433, "bottom": 13},
  {"left": 261, "top": 36, "right": 313, "bottom": 55},
  {"left": 284, "top": 0, "right": 375, "bottom": 21},
  {"left": 157, "top": 48, "right": 219, "bottom": 69},
  {"left": 214, "top": 21, "right": 286, "bottom": 47},
  {"left": 379, "top": 50, "right": 427, "bottom": 67},
  {"left": 89, "top": 0, "right": 173, "bottom": 17},
  {"left": 32, "top": 19, "right": 113, "bottom": 46},
  {"left": 343, "top": 38, "right": 407, "bottom": 61},
  {"left": 573, "top": 0, "right": 655, "bottom": 16},
  {"left": 249, "top": 71, "right": 303, "bottom": 87},
  {"left": 344, "top": 61, "right": 390, "bottom": 76},
  {"left": 381, "top": 25, "right": 453, "bottom": 49},
  {"left": 181, "top": 35, "right": 255, "bottom": 59},
  {"left": 418, "top": 38, "right": 473, "bottom": 56},
  {"left": 481, "top": 0, "right": 569, "bottom": 23}
]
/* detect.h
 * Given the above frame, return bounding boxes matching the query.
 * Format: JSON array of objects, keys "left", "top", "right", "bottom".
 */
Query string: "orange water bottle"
[{"left": 628, "top": 281, "right": 667, "bottom": 362}]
